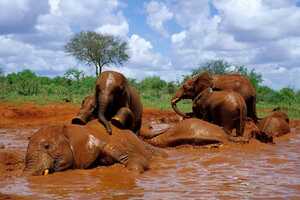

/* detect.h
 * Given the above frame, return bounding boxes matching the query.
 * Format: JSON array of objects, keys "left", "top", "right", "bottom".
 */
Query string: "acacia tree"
[{"left": 65, "top": 31, "right": 129, "bottom": 76}]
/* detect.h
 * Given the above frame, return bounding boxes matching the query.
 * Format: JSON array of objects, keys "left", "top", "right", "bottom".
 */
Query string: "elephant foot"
[
  {"left": 228, "top": 136, "right": 249, "bottom": 144},
  {"left": 111, "top": 107, "right": 134, "bottom": 130},
  {"left": 71, "top": 117, "right": 87, "bottom": 125},
  {"left": 111, "top": 117, "right": 125, "bottom": 129}
]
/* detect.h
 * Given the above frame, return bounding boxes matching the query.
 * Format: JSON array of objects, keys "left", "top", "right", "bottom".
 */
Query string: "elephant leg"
[
  {"left": 246, "top": 97, "right": 258, "bottom": 122},
  {"left": 132, "top": 118, "right": 141, "bottom": 135}
]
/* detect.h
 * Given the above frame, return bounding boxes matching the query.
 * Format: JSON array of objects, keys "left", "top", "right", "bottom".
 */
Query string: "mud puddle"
[
  {"left": 0, "top": 128, "right": 36, "bottom": 152},
  {"left": 1, "top": 126, "right": 300, "bottom": 199}
]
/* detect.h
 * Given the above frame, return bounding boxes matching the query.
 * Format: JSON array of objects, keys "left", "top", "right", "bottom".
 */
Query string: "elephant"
[
  {"left": 72, "top": 95, "right": 97, "bottom": 125},
  {"left": 191, "top": 88, "right": 247, "bottom": 137},
  {"left": 258, "top": 109, "right": 290, "bottom": 137},
  {"left": 144, "top": 118, "right": 272, "bottom": 147},
  {"left": 72, "top": 71, "right": 143, "bottom": 135},
  {"left": 171, "top": 72, "right": 258, "bottom": 121},
  {"left": 267, "top": 107, "right": 289, "bottom": 123},
  {"left": 23, "top": 120, "right": 165, "bottom": 176}
]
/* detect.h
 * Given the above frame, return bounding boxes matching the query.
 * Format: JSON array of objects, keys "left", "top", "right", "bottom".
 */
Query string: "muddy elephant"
[
  {"left": 191, "top": 88, "right": 247, "bottom": 137},
  {"left": 171, "top": 72, "right": 258, "bottom": 121},
  {"left": 72, "top": 71, "right": 143, "bottom": 135},
  {"left": 258, "top": 109, "right": 290, "bottom": 137},
  {"left": 24, "top": 120, "right": 164, "bottom": 176},
  {"left": 72, "top": 95, "right": 97, "bottom": 125},
  {"left": 143, "top": 118, "right": 272, "bottom": 147}
]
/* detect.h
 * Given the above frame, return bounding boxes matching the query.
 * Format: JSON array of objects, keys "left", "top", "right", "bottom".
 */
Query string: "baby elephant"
[
  {"left": 24, "top": 120, "right": 165, "bottom": 176},
  {"left": 72, "top": 71, "right": 143, "bottom": 135},
  {"left": 258, "top": 108, "right": 290, "bottom": 137},
  {"left": 143, "top": 118, "right": 272, "bottom": 147},
  {"left": 192, "top": 88, "right": 247, "bottom": 138}
]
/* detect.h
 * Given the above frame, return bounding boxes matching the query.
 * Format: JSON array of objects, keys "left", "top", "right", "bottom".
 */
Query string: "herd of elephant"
[{"left": 23, "top": 71, "right": 291, "bottom": 176}]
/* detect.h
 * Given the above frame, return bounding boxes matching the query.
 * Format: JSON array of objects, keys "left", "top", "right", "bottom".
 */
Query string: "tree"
[
  {"left": 140, "top": 76, "right": 167, "bottom": 97},
  {"left": 7, "top": 69, "right": 40, "bottom": 96},
  {"left": 64, "top": 68, "right": 85, "bottom": 83},
  {"left": 0, "top": 67, "right": 3, "bottom": 76},
  {"left": 65, "top": 31, "right": 129, "bottom": 77},
  {"left": 235, "top": 65, "right": 263, "bottom": 89},
  {"left": 184, "top": 59, "right": 263, "bottom": 89},
  {"left": 191, "top": 59, "right": 230, "bottom": 76}
]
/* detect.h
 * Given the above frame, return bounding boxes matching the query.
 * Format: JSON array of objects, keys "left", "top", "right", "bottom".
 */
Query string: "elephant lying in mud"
[
  {"left": 171, "top": 72, "right": 258, "bottom": 122},
  {"left": 24, "top": 120, "right": 164, "bottom": 176},
  {"left": 72, "top": 71, "right": 143, "bottom": 135},
  {"left": 143, "top": 118, "right": 273, "bottom": 147},
  {"left": 258, "top": 108, "right": 290, "bottom": 137}
]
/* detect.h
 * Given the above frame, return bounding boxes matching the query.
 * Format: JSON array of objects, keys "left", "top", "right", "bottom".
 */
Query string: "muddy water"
[{"left": 1, "top": 127, "right": 300, "bottom": 199}]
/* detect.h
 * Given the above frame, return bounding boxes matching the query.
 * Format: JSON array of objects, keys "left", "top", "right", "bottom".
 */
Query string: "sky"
[{"left": 1, "top": 0, "right": 300, "bottom": 90}]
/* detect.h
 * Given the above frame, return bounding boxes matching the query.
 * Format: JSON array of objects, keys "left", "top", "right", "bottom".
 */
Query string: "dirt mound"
[
  {"left": 0, "top": 102, "right": 78, "bottom": 128},
  {"left": 0, "top": 102, "right": 181, "bottom": 128}
]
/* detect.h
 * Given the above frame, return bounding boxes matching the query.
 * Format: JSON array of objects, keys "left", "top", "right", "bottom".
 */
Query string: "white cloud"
[
  {"left": 1, "top": 0, "right": 300, "bottom": 90},
  {"left": 0, "top": 35, "right": 79, "bottom": 75},
  {"left": 145, "top": 1, "right": 173, "bottom": 37},
  {"left": 165, "top": 0, "right": 300, "bottom": 89},
  {"left": 95, "top": 20, "right": 129, "bottom": 38},
  {"left": 0, "top": 0, "right": 49, "bottom": 34},
  {"left": 171, "top": 31, "right": 186, "bottom": 44},
  {"left": 214, "top": 0, "right": 300, "bottom": 42},
  {"left": 0, "top": 0, "right": 130, "bottom": 76},
  {"left": 128, "top": 34, "right": 170, "bottom": 70}
]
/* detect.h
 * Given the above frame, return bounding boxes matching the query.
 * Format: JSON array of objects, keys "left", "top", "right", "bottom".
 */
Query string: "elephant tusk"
[
  {"left": 171, "top": 97, "right": 179, "bottom": 104},
  {"left": 43, "top": 169, "right": 49, "bottom": 176},
  {"left": 112, "top": 116, "right": 121, "bottom": 122}
]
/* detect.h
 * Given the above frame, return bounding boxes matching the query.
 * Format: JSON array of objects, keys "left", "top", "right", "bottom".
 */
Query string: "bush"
[{"left": 7, "top": 70, "right": 40, "bottom": 96}]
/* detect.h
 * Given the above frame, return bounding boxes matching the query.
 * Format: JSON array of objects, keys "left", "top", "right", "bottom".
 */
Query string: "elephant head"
[
  {"left": 171, "top": 72, "right": 213, "bottom": 117},
  {"left": 23, "top": 125, "right": 105, "bottom": 176},
  {"left": 72, "top": 95, "right": 97, "bottom": 125},
  {"left": 96, "top": 71, "right": 129, "bottom": 134},
  {"left": 244, "top": 119, "right": 273, "bottom": 143},
  {"left": 270, "top": 107, "right": 289, "bottom": 123}
]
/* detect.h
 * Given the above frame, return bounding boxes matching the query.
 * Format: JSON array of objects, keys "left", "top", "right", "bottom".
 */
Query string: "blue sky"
[{"left": 1, "top": 0, "right": 300, "bottom": 90}]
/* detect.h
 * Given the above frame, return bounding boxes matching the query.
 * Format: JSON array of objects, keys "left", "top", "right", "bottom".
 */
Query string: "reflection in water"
[{"left": 0, "top": 127, "right": 300, "bottom": 199}]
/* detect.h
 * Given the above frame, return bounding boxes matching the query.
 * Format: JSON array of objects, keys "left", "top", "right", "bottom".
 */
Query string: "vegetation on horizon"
[
  {"left": 1, "top": 60, "right": 300, "bottom": 118},
  {"left": 65, "top": 31, "right": 129, "bottom": 76}
]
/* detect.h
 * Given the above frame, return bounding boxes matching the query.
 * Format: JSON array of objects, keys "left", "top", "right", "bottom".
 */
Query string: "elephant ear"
[
  {"left": 62, "top": 125, "right": 106, "bottom": 169},
  {"left": 193, "top": 72, "right": 213, "bottom": 93}
]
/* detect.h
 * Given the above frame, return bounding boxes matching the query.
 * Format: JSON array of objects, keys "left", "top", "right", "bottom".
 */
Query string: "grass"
[
  {"left": 257, "top": 102, "right": 300, "bottom": 119},
  {"left": 1, "top": 93, "right": 300, "bottom": 119}
]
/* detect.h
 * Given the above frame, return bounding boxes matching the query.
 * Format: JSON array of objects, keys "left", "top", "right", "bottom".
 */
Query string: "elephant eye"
[{"left": 41, "top": 142, "right": 51, "bottom": 150}]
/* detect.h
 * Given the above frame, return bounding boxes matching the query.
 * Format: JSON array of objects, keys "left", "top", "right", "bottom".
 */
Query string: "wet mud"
[{"left": 0, "top": 103, "right": 300, "bottom": 199}]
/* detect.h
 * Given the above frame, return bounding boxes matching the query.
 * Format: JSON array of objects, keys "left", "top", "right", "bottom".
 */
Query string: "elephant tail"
[{"left": 238, "top": 100, "right": 246, "bottom": 137}]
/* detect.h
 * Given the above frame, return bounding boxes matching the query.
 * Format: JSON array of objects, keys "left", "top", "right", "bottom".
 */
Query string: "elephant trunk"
[
  {"left": 171, "top": 96, "right": 189, "bottom": 118},
  {"left": 23, "top": 152, "right": 53, "bottom": 176},
  {"left": 98, "top": 93, "right": 112, "bottom": 134},
  {"left": 72, "top": 110, "right": 93, "bottom": 125}
]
